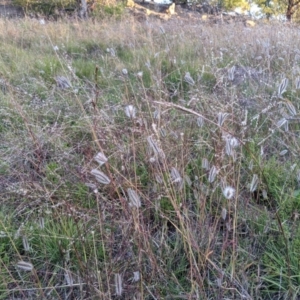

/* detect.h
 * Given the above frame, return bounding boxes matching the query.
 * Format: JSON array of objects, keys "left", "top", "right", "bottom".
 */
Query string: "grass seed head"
[
  {"left": 277, "top": 78, "right": 289, "bottom": 97},
  {"left": 202, "top": 158, "right": 210, "bottom": 170},
  {"left": 277, "top": 118, "right": 287, "bottom": 128},
  {"left": 147, "top": 135, "right": 165, "bottom": 158},
  {"left": 221, "top": 208, "right": 227, "bottom": 220},
  {"left": 155, "top": 174, "right": 163, "bottom": 184},
  {"left": 125, "top": 105, "right": 137, "bottom": 119},
  {"left": 65, "top": 270, "right": 74, "bottom": 286},
  {"left": 217, "top": 112, "right": 229, "bottom": 127},
  {"left": 91, "top": 169, "right": 111, "bottom": 184},
  {"left": 114, "top": 273, "right": 123, "bottom": 296},
  {"left": 22, "top": 236, "right": 30, "bottom": 252},
  {"left": 170, "top": 167, "right": 182, "bottom": 184},
  {"left": 295, "top": 76, "right": 300, "bottom": 89},
  {"left": 222, "top": 186, "right": 235, "bottom": 199},
  {"left": 250, "top": 174, "right": 259, "bottom": 193},
  {"left": 94, "top": 152, "right": 108, "bottom": 166},
  {"left": 133, "top": 271, "right": 140, "bottom": 282},
  {"left": 184, "top": 72, "right": 195, "bottom": 85},
  {"left": 16, "top": 261, "right": 34, "bottom": 271},
  {"left": 284, "top": 100, "right": 297, "bottom": 116},
  {"left": 228, "top": 65, "right": 236, "bottom": 81},
  {"left": 127, "top": 188, "right": 141, "bottom": 208},
  {"left": 197, "top": 116, "right": 204, "bottom": 127},
  {"left": 279, "top": 149, "right": 288, "bottom": 156},
  {"left": 55, "top": 76, "right": 72, "bottom": 89},
  {"left": 208, "top": 165, "right": 217, "bottom": 183}
]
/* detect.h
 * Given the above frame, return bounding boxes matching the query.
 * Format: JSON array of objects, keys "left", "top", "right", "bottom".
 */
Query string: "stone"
[
  {"left": 166, "top": 3, "right": 175, "bottom": 15},
  {"left": 126, "top": 0, "right": 135, "bottom": 8},
  {"left": 245, "top": 20, "right": 256, "bottom": 27}
]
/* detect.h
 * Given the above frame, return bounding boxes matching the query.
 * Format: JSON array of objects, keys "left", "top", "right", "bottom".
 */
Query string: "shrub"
[{"left": 13, "top": 0, "right": 77, "bottom": 15}]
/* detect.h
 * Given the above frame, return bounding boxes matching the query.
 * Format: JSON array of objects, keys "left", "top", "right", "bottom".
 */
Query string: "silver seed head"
[
  {"left": 208, "top": 165, "right": 217, "bottom": 183},
  {"left": 91, "top": 169, "right": 111, "bottom": 184},
  {"left": 184, "top": 72, "right": 195, "bottom": 85},
  {"left": 222, "top": 186, "right": 235, "bottom": 199},
  {"left": 94, "top": 152, "right": 108, "bottom": 166},
  {"left": 124, "top": 105, "right": 137, "bottom": 119},
  {"left": 217, "top": 112, "right": 229, "bottom": 127},
  {"left": 127, "top": 188, "right": 141, "bottom": 208},
  {"left": 250, "top": 174, "right": 259, "bottom": 193},
  {"left": 170, "top": 167, "right": 182, "bottom": 183},
  {"left": 115, "top": 273, "right": 123, "bottom": 296},
  {"left": 16, "top": 261, "right": 34, "bottom": 271},
  {"left": 202, "top": 158, "right": 210, "bottom": 170}
]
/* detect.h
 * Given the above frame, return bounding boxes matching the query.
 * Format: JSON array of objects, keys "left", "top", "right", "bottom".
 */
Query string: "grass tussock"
[{"left": 0, "top": 15, "right": 300, "bottom": 299}]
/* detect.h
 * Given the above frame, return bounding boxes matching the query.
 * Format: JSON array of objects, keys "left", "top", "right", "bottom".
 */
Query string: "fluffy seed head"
[
  {"left": 55, "top": 76, "right": 72, "bottom": 89},
  {"left": 184, "top": 72, "right": 195, "bottom": 85},
  {"left": 127, "top": 188, "right": 141, "bottom": 208},
  {"left": 279, "top": 149, "right": 288, "bottom": 156},
  {"left": 284, "top": 100, "right": 297, "bottom": 116},
  {"left": 295, "top": 76, "right": 300, "bottom": 89},
  {"left": 278, "top": 78, "right": 288, "bottom": 97},
  {"left": 170, "top": 167, "right": 182, "bottom": 183},
  {"left": 91, "top": 169, "right": 111, "bottom": 184},
  {"left": 222, "top": 186, "right": 235, "bottom": 199},
  {"left": 228, "top": 65, "right": 236, "bottom": 81},
  {"left": 65, "top": 270, "right": 74, "bottom": 286},
  {"left": 38, "top": 217, "right": 45, "bottom": 229},
  {"left": 221, "top": 208, "right": 227, "bottom": 220},
  {"left": 248, "top": 160, "right": 253, "bottom": 170},
  {"left": 217, "top": 112, "right": 229, "bottom": 127},
  {"left": 250, "top": 174, "right": 259, "bottom": 192},
  {"left": 94, "top": 152, "right": 108, "bottom": 166},
  {"left": 149, "top": 157, "right": 156, "bottom": 163},
  {"left": 202, "top": 158, "right": 210, "bottom": 170},
  {"left": 124, "top": 105, "right": 136, "bottom": 119},
  {"left": 133, "top": 271, "right": 140, "bottom": 282},
  {"left": 155, "top": 174, "right": 163, "bottom": 184},
  {"left": 147, "top": 135, "right": 165, "bottom": 158},
  {"left": 16, "top": 261, "right": 34, "bottom": 271},
  {"left": 115, "top": 273, "right": 123, "bottom": 296},
  {"left": 208, "top": 165, "right": 217, "bottom": 183},
  {"left": 22, "top": 236, "right": 30, "bottom": 252},
  {"left": 196, "top": 116, "right": 204, "bottom": 127}
]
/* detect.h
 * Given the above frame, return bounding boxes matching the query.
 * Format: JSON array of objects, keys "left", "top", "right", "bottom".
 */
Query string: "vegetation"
[
  {"left": 9, "top": 0, "right": 300, "bottom": 22},
  {"left": 12, "top": 0, "right": 124, "bottom": 17},
  {"left": 0, "top": 14, "right": 300, "bottom": 299},
  {"left": 254, "top": 0, "right": 300, "bottom": 21},
  {"left": 12, "top": 0, "right": 78, "bottom": 15}
]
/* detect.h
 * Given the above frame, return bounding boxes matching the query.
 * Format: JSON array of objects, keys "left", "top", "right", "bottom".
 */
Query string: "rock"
[
  {"left": 166, "top": 3, "right": 176, "bottom": 15},
  {"left": 126, "top": 0, "right": 135, "bottom": 8},
  {"left": 245, "top": 20, "right": 256, "bottom": 27}
]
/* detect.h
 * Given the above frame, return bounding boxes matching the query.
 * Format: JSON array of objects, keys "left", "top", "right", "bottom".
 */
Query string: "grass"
[{"left": 0, "top": 13, "right": 300, "bottom": 299}]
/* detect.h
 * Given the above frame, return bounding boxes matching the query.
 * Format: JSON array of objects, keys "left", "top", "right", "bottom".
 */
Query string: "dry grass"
[{"left": 0, "top": 15, "right": 299, "bottom": 299}]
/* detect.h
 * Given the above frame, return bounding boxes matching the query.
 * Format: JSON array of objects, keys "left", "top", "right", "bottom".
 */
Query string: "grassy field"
[{"left": 0, "top": 14, "right": 299, "bottom": 299}]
